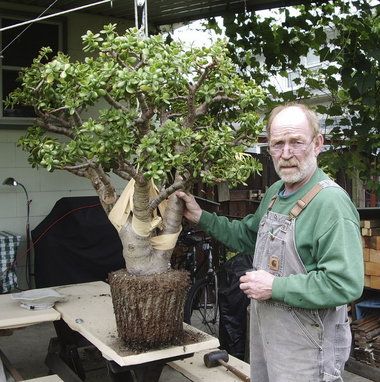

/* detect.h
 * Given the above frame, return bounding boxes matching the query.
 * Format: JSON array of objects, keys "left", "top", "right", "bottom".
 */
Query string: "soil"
[{"left": 109, "top": 268, "right": 191, "bottom": 352}]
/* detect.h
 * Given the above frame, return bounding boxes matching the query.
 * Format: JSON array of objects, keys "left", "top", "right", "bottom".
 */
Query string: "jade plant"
[{"left": 7, "top": 25, "right": 266, "bottom": 347}]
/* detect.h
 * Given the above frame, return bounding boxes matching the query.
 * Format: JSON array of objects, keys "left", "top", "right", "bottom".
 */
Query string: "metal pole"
[
  {"left": 134, "top": 0, "right": 139, "bottom": 29},
  {"left": 144, "top": 0, "right": 149, "bottom": 36},
  {"left": 18, "top": 182, "right": 33, "bottom": 288},
  {"left": 0, "top": 0, "right": 112, "bottom": 33}
]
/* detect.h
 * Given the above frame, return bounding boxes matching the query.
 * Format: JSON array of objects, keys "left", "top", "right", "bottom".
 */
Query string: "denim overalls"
[{"left": 250, "top": 180, "right": 351, "bottom": 382}]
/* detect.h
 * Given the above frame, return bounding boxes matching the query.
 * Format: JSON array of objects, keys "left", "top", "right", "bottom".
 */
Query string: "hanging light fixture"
[{"left": 2, "top": 177, "right": 33, "bottom": 288}]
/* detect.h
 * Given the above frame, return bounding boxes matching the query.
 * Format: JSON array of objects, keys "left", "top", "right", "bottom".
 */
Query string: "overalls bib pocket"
[{"left": 253, "top": 215, "right": 288, "bottom": 277}]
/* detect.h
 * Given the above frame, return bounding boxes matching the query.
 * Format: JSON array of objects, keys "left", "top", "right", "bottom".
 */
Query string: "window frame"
[{"left": 0, "top": 9, "right": 66, "bottom": 129}]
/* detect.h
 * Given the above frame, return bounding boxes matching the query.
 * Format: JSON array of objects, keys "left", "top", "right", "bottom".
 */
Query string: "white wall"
[{"left": 0, "top": 2, "right": 132, "bottom": 288}]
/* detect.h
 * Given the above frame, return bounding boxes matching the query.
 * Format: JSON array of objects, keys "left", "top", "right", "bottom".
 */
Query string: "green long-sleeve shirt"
[{"left": 199, "top": 168, "right": 364, "bottom": 309}]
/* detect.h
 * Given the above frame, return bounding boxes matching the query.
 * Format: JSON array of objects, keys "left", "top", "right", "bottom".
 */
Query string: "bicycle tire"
[{"left": 184, "top": 276, "right": 219, "bottom": 337}]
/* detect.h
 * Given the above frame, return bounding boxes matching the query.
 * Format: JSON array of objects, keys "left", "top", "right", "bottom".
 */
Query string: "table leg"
[
  {"left": 107, "top": 353, "right": 194, "bottom": 382},
  {"left": 108, "top": 361, "right": 162, "bottom": 382}
]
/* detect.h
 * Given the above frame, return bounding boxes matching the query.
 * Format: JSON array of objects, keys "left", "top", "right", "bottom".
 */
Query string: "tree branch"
[
  {"left": 36, "top": 109, "right": 73, "bottom": 130},
  {"left": 61, "top": 162, "right": 93, "bottom": 171},
  {"left": 65, "top": 168, "right": 87, "bottom": 177},
  {"left": 194, "top": 61, "right": 216, "bottom": 92},
  {"left": 113, "top": 168, "right": 132, "bottom": 181},
  {"left": 105, "top": 93, "right": 129, "bottom": 112},
  {"left": 73, "top": 110, "right": 83, "bottom": 127},
  {"left": 86, "top": 165, "right": 117, "bottom": 213},
  {"left": 135, "top": 93, "right": 154, "bottom": 135},
  {"left": 195, "top": 94, "right": 236, "bottom": 118},
  {"left": 233, "top": 132, "right": 251, "bottom": 146},
  {"left": 148, "top": 179, "right": 187, "bottom": 214},
  {"left": 35, "top": 118, "right": 75, "bottom": 138},
  {"left": 117, "top": 161, "right": 145, "bottom": 183},
  {"left": 185, "top": 61, "right": 217, "bottom": 127}
]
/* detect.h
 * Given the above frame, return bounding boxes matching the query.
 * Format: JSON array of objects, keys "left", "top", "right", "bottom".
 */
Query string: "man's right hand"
[{"left": 175, "top": 191, "right": 202, "bottom": 224}]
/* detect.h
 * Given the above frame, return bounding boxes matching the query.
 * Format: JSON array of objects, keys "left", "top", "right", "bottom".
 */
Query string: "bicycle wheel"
[{"left": 184, "top": 276, "right": 219, "bottom": 337}]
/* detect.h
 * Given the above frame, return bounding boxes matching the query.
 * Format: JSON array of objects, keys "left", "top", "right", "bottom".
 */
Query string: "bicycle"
[{"left": 174, "top": 228, "right": 225, "bottom": 337}]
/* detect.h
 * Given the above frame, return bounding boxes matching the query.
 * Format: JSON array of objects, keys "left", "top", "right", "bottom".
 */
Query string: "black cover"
[
  {"left": 32, "top": 196, "right": 124, "bottom": 288},
  {"left": 218, "top": 253, "right": 252, "bottom": 360}
]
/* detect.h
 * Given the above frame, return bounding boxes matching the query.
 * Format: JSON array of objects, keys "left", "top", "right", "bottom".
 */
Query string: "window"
[
  {"left": 0, "top": 15, "right": 63, "bottom": 121},
  {"left": 287, "top": 50, "right": 322, "bottom": 90}
]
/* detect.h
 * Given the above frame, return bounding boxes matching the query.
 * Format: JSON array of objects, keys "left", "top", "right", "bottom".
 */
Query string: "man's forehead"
[
  {"left": 272, "top": 106, "right": 308, "bottom": 126},
  {"left": 271, "top": 107, "right": 310, "bottom": 133}
]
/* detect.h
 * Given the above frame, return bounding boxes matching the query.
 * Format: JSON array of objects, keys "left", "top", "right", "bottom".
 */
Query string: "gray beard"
[{"left": 275, "top": 153, "right": 317, "bottom": 184}]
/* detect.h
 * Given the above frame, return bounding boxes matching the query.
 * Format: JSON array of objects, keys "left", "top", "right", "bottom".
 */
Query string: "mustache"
[{"left": 278, "top": 159, "right": 299, "bottom": 167}]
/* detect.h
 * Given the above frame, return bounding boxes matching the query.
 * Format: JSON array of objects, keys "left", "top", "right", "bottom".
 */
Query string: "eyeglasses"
[{"left": 268, "top": 138, "right": 315, "bottom": 156}]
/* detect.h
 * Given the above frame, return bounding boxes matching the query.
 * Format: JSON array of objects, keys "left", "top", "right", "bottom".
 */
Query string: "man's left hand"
[{"left": 239, "top": 270, "right": 275, "bottom": 301}]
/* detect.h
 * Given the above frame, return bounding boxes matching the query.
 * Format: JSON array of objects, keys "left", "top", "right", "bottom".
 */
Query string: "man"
[{"left": 177, "top": 103, "right": 364, "bottom": 382}]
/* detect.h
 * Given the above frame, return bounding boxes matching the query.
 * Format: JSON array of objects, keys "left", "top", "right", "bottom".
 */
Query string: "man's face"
[{"left": 269, "top": 107, "right": 322, "bottom": 185}]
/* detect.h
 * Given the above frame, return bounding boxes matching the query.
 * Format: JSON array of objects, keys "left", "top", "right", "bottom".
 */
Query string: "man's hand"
[
  {"left": 175, "top": 191, "right": 202, "bottom": 224},
  {"left": 239, "top": 270, "right": 275, "bottom": 301}
]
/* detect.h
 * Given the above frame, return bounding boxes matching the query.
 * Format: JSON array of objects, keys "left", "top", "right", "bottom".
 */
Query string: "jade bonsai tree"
[{"left": 7, "top": 24, "right": 266, "bottom": 348}]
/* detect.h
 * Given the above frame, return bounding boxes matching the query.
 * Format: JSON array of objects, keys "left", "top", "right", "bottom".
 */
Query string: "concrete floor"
[{"left": 0, "top": 321, "right": 375, "bottom": 382}]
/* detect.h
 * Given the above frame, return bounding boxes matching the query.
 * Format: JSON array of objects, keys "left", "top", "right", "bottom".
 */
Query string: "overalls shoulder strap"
[
  {"left": 289, "top": 179, "right": 339, "bottom": 219},
  {"left": 267, "top": 195, "right": 277, "bottom": 210}
]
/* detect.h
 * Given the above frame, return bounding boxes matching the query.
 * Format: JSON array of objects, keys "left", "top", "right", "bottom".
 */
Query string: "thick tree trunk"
[
  {"left": 118, "top": 182, "right": 184, "bottom": 276},
  {"left": 108, "top": 176, "right": 189, "bottom": 349},
  {"left": 119, "top": 222, "right": 171, "bottom": 275}
]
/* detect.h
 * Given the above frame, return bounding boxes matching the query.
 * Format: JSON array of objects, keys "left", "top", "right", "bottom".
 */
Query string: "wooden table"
[
  {"left": 0, "top": 290, "right": 61, "bottom": 330},
  {"left": 52, "top": 281, "right": 219, "bottom": 381},
  {"left": 1, "top": 281, "right": 220, "bottom": 382},
  {"left": 53, "top": 281, "right": 219, "bottom": 367},
  {"left": 169, "top": 349, "right": 251, "bottom": 382},
  {"left": 0, "top": 290, "right": 61, "bottom": 381}
]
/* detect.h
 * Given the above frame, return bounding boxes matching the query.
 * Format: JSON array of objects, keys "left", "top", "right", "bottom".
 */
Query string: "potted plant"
[{"left": 7, "top": 25, "right": 265, "bottom": 350}]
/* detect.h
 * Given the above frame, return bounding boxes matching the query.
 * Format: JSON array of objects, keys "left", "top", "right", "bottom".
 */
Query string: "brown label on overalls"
[{"left": 269, "top": 255, "right": 279, "bottom": 271}]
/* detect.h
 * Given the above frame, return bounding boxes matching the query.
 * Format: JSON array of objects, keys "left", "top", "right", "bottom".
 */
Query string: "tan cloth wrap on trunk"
[{"left": 108, "top": 179, "right": 180, "bottom": 250}]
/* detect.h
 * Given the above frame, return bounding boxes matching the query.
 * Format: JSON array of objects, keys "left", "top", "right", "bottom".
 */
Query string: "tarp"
[
  {"left": 218, "top": 252, "right": 252, "bottom": 360},
  {"left": 32, "top": 196, "right": 124, "bottom": 288}
]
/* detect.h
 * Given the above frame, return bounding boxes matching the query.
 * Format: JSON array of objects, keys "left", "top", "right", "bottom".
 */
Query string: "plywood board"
[
  {"left": 0, "top": 292, "right": 60, "bottom": 330},
  {"left": 370, "top": 236, "right": 380, "bottom": 250},
  {"left": 54, "top": 281, "right": 219, "bottom": 367},
  {"left": 168, "top": 349, "right": 250, "bottom": 382},
  {"left": 370, "top": 276, "right": 380, "bottom": 290},
  {"left": 363, "top": 248, "right": 370, "bottom": 262},
  {"left": 369, "top": 249, "right": 380, "bottom": 263},
  {"left": 364, "top": 262, "right": 380, "bottom": 276}
]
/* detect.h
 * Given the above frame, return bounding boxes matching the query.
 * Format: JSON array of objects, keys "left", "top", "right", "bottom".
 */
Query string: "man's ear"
[{"left": 314, "top": 134, "right": 324, "bottom": 156}]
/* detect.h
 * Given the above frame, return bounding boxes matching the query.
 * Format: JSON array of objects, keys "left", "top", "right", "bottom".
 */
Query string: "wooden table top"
[
  {"left": 54, "top": 281, "right": 220, "bottom": 367},
  {"left": 0, "top": 290, "right": 60, "bottom": 330}
]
